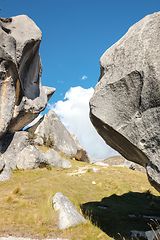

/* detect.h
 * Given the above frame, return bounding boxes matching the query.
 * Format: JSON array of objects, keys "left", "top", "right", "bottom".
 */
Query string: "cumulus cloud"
[
  {"left": 48, "top": 86, "right": 119, "bottom": 159},
  {"left": 81, "top": 75, "right": 88, "bottom": 80}
]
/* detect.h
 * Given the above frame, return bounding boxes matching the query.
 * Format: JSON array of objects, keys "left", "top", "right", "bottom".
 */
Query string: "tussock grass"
[{"left": 0, "top": 158, "right": 160, "bottom": 239}]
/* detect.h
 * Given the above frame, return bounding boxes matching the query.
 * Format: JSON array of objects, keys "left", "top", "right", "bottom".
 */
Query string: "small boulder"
[
  {"left": 75, "top": 149, "right": 90, "bottom": 163},
  {"left": 44, "top": 149, "right": 63, "bottom": 168},
  {"left": 53, "top": 192, "right": 86, "bottom": 230},
  {"left": 16, "top": 145, "right": 46, "bottom": 170},
  {"left": 44, "top": 149, "right": 72, "bottom": 169},
  {"left": 61, "top": 159, "right": 72, "bottom": 169},
  {"left": 70, "top": 132, "right": 90, "bottom": 163}
]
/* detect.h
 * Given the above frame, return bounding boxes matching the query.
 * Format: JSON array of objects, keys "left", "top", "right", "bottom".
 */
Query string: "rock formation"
[
  {"left": 0, "top": 15, "right": 55, "bottom": 138},
  {"left": 89, "top": 12, "right": 160, "bottom": 192},
  {"left": 0, "top": 130, "right": 72, "bottom": 172},
  {"left": 0, "top": 15, "right": 90, "bottom": 180},
  {"left": 29, "top": 110, "right": 90, "bottom": 162}
]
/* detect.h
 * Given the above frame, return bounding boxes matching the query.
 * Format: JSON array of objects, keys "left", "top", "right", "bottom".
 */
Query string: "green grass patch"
[{"left": 0, "top": 160, "right": 160, "bottom": 239}]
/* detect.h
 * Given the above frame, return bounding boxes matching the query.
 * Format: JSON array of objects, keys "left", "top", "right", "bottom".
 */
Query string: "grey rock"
[
  {"left": 131, "top": 229, "right": 160, "bottom": 240},
  {"left": 31, "top": 110, "right": 77, "bottom": 157},
  {"left": 0, "top": 156, "right": 5, "bottom": 171},
  {"left": 70, "top": 132, "right": 90, "bottom": 163},
  {"left": 44, "top": 149, "right": 63, "bottom": 168},
  {"left": 30, "top": 110, "right": 89, "bottom": 161},
  {"left": 0, "top": 131, "right": 29, "bottom": 169},
  {"left": 123, "top": 160, "right": 135, "bottom": 170},
  {"left": 102, "top": 155, "right": 146, "bottom": 172},
  {"left": 61, "top": 159, "right": 72, "bottom": 169},
  {"left": 0, "top": 166, "right": 11, "bottom": 182},
  {"left": 44, "top": 149, "right": 72, "bottom": 169},
  {"left": 89, "top": 12, "right": 160, "bottom": 192},
  {"left": 53, "top": 192, "right": 86, "bottom": 230},
  {"left": 0, "top": 15, "right": 55, "bottom": 138},
  {"left": 16, "top": 145, "right": 46, "bottom": 170},
  {"left": 94, "top": 162, "right": 109, "bottom": 167}
]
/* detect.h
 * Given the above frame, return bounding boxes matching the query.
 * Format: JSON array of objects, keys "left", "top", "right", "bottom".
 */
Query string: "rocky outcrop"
[
  {"left": 29, "top": 110, "right": 78, "bottom": 157},
  {"left": 53, "top": 192, "right": 86, "bottom": 230},
  {"left": 0, "top": 15, "right": 55, "bottom": 138},
  {"left": 0, "top": 131, "right": 29, "bottom": 169},
  {"left": 0, "top": 131, "right": 72, "bottom": 172},
  {"left": 89, "top": 12, "right": 160, "bottom": 192},
  {"left": 0, "top": 15, "right": 76, "bottom": 179},
  {"left": 29, "top": 110, "right": 90, "bottom": 162}
]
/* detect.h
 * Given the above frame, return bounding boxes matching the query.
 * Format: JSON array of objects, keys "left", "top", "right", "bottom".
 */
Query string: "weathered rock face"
[
  {"left": 30, "top": 110, "right": 78, "bottom": 157},
  {"left": 89, "top": 12, "right": 160, "bottom": 192},
  {"left": 0, "top": 14, "right": 79, "bottom": 181},
  {"left": 0, "top": 131, "right": 72, "bottom": 172},
  {"left": 16, "top": 145, "right": 46, "bottom": 170},
  {"left": 0, "top": 131, "right": 29, "bottom": 169},
  {"left": 0, "top": 15, "right": 55, "bottom": 138},
  {"left": 29, "top": 110, "right": 90, "bottom": 162}
]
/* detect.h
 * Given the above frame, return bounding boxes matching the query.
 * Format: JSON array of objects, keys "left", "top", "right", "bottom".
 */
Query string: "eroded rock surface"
[
  {"left": 0, "top": 15, "right": 55, "bottom": 137},
  {"left": 89, "top": 12, "right": 160, "bottom": 192},
  {"left": 29, "top": 110, "right": 90, "bottom": 162},
  {"left": 0, "top": 131, "right": 29, "bottom": 169}
]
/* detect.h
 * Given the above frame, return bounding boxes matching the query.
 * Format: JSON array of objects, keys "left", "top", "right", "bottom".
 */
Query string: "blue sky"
[
  {"left": 1, "top": 0, "right": 160, "bottom": 105},
  {"left": 1, "top": 1, "right": 160, "bottom": 158}
]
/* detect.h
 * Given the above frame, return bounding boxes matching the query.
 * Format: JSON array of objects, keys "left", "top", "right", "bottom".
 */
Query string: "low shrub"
[{"left": 41, "top": 134, "right": 54, "bottom": 148}]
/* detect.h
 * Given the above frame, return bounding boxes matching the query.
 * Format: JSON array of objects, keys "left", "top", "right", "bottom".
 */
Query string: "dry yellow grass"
[{"left": 0, "top": 158, "right": 159, "bottom": 239}]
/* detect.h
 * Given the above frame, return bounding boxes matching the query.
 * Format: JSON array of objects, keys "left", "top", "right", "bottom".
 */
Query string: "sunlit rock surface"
[
  {"left": 90, "top": 12, "right": 160, "bottom": 192},
  {"left": 0, "top": 15, "right": 55, "bottom": 137}
]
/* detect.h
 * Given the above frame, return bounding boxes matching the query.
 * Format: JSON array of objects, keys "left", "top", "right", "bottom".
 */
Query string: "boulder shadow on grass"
[{"left": 81, "top": 191, "right": 160, "bottom": 239}]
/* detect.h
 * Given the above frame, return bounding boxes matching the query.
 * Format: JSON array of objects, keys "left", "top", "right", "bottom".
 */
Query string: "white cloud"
[
  {"left": 81, "top": 75, "right": 88, "bottom": 80},
  {"left": 48, "top": 86, "right": 119, "bottom": 159}
]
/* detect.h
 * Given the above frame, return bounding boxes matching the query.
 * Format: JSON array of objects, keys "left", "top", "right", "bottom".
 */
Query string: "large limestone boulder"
[
  {"left": 0, "top": 15, "right": 55, "bottom": 138},
  {"left": 29, "top": 110, "right": 90, "bottom": 162},
  {"left": 89, "top": 12, "right": 160, "bottom": 192}
]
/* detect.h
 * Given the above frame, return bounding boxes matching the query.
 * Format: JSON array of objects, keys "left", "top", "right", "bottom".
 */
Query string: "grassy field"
[{"left": 0, "top": 152, "right": 160, "bottom": 240}]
